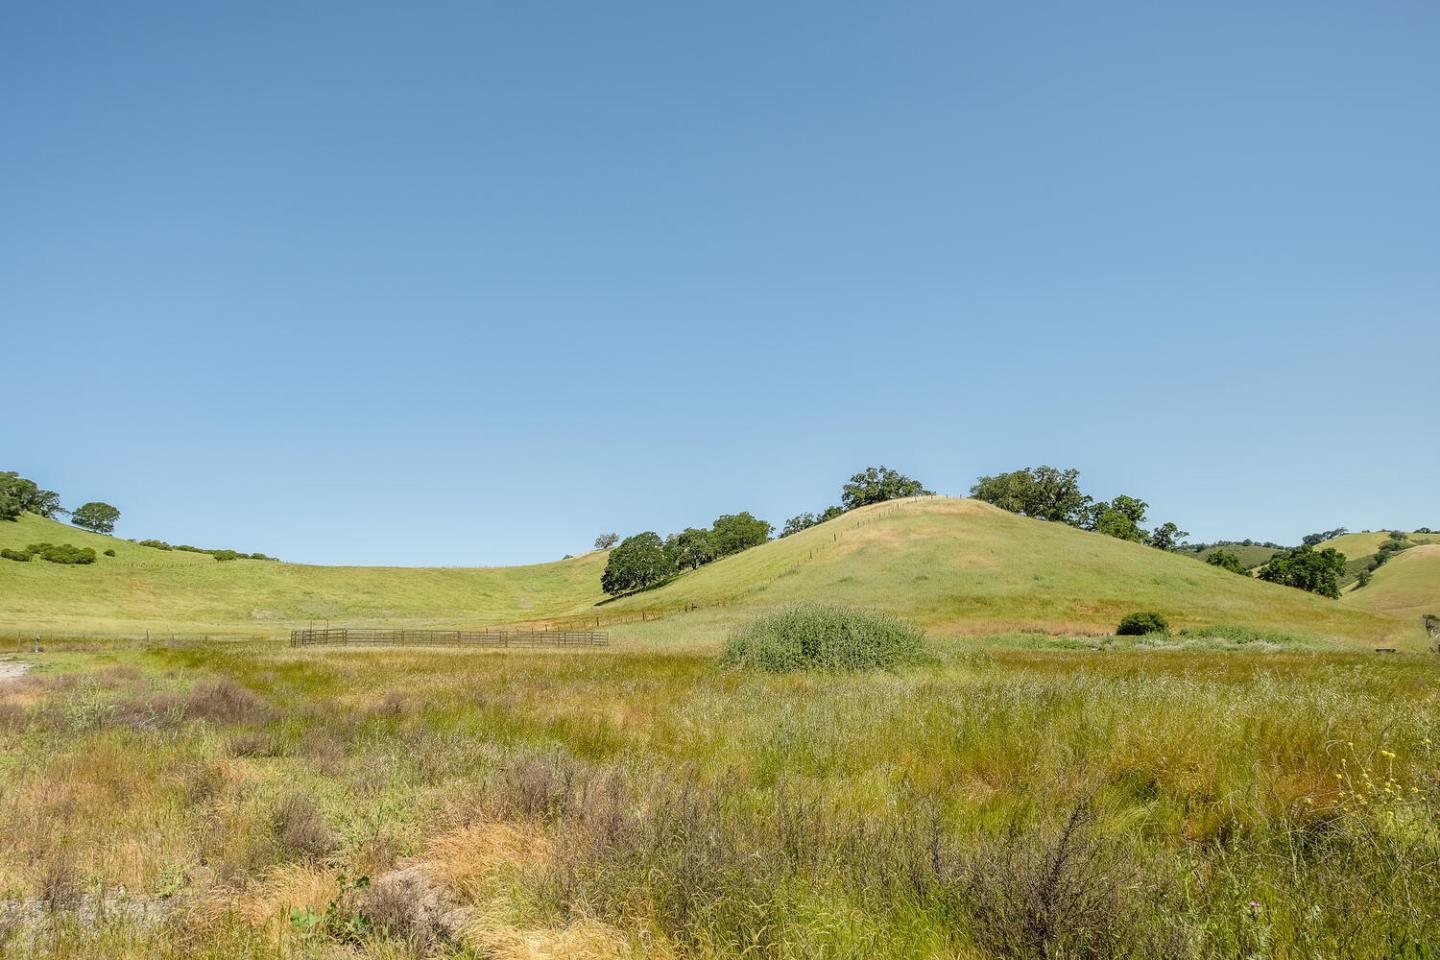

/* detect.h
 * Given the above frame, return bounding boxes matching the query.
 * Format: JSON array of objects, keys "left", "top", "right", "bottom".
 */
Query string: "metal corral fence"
[{"left": 289, "top": 627, "right": 608, "bottom": 649}]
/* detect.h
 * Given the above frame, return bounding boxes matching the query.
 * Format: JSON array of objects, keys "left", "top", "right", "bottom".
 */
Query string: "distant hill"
[
  {"left": 1341, "top": 543, "right": 1440, "bottom": 623},
  {"left": 0, "top": 499, "right": 1414, "bottom": 646},
  {"left": 1178, "top": 543, "right": 1283, "bottom": 570}
]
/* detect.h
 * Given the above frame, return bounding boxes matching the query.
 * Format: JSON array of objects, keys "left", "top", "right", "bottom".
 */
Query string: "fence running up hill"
[{"left": 289, "top": 627, "right": 608, "bottom": 649}]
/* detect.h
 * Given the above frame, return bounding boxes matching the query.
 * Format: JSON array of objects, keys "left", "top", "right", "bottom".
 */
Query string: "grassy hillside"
[
  {"left": 590, "top": 498, "right": 1405, "bottom": 646},
  {"left": 0, "top": 512, "right": 608, "bottom": 636},
  {"left": 0, "top": 499, "right": 1413, "bottom": 645},
  {"left": 1341, "top": 543, "right": 1440, "bottom": 622},
  {"left": 1323, "top": 530, "right": 1440, "bottom": 560}
]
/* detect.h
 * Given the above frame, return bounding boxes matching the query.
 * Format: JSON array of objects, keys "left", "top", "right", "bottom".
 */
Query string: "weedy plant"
[{"left": 718, "top": 603, "right": 929, "bottom": 672}]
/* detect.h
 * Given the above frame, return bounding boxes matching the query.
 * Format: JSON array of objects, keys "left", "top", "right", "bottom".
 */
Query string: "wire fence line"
[{"left": 289, "top": 627, "right": 608, "bottom": 648}]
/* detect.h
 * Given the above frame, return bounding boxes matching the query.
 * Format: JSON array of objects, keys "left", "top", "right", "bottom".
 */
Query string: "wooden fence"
[{"left": 289, "top": 627, "right": 608, "bottom": 649}]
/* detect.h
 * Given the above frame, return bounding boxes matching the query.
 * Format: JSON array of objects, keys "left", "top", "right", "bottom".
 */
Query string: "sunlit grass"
[{"left": 2, "top": 640, "right": 1439, "bottom": 957}]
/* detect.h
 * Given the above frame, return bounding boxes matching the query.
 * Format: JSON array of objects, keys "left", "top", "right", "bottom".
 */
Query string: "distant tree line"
[
  {"left": 1182, "top": 538, "right": 1286, "bottom": 553},
  {"left": 134, "top": 538, "right": 277, "bottom": 561},
  {"left": 968, "top": 465, "right": 1189, "bottom": 550},
  {"left": 1302, "top": 528, "right": 1348, "bottom": 547}
]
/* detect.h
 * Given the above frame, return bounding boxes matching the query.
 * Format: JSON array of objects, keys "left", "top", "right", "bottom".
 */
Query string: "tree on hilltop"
[
  {"left": 841, "top": 466, "right": 931, "bottom": 511},
  {"left": 71, "top": 501, "right": 121, "bottom": 534},
  {"left": 594, "top": 532, "right": 619, "bottom": 550},
  {"left": 970, "top": 466, "right": 1089, "bottom": 524}
]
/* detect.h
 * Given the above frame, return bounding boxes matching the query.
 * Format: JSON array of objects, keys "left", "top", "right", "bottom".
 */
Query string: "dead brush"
[
  {"left": 493, "top": 749, "right": 590, "bottom": 822},
  {"left": 38, "top": 850, "right": 81, "bottom": 913},
  {"left": 360, "top": 866, "right": 461, "bottom": 951},
  {"left": 272, "top": 794, "right": 335, "bottom": 861},
  {"left": 185, "top": 680, "right": 275, "bottom": 725},
  {"left": 961, "top": 799, "right": 1187, "bottom": 960}
]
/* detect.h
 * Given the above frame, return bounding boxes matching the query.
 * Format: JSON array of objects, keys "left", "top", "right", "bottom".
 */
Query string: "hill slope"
[
  {"left": 589, "top": 498, "right": 1403, "bottom": 645},
  {"left": 1341, "top": 544, "right": 1440, "bottom": 623},
  {"left": 0, "top": 499, "right": 1411, "bottom": 645},
  {"left": 0, "top": 512, "right": 607, "bottom": 635}
]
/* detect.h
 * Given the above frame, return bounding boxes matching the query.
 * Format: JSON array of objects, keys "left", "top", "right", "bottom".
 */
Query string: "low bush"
[
  {"left": 1116, "top": 611, "right": 1169, "bottom": 636},
  {"left": 8, "top": 542, "right": 98, "bottom": 564},
  {"left": 137, "top": 538, "right": 173, "bottom": 550},
  {"left": 102, "top": 548, "right": 115, "bottom": 557},
  {"left": 719, "top": 603, "right": 928, "bottom": 672}
]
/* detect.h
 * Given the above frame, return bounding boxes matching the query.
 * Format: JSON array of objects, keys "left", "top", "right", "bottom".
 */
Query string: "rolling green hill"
[
  {"left": 1341, "top": 543, "right": 1440, "bottom": 623},
  {"left": 0, "top": 512, "right": 608, "bottom": 636},
  {"left": 1323, "top": 530, "right": 1440, "bottom": 561},
  {"left": 1, "top": 497, "right": 1410, "bottom": 646}
]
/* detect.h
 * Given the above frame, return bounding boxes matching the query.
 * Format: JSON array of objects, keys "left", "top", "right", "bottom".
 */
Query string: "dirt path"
[{"left": 0, "top": 661, "right": 30, "bottom": 683}]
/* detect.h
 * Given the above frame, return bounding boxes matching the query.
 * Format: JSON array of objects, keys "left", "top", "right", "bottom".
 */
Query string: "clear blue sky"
[{"left": 4, "top": 2, "right": 1437, "bottom": 566}]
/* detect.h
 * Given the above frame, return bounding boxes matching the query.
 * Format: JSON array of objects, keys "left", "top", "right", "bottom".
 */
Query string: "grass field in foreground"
[
  {"left": 1, "top": 642, "right": 1438, "bottom": 959},
  {"left": 0, "top": 499, "right": 1416, "bottom": 646},
  {"left": 1342, "top": 543, "right": 1440, "bottom": 622}
]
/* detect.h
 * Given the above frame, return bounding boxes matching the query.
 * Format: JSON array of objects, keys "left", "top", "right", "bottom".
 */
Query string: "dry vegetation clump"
[{"left": 271, "top": 794, "right": 335, "bottom": 861}]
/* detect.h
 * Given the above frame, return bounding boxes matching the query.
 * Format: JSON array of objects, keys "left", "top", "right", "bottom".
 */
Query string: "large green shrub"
[
  {"left": 719, "top": 604, "right": 928, "bottom": 672},
  {"left": 1116, "top": 611, "right": 1170, "bottom": 636}
]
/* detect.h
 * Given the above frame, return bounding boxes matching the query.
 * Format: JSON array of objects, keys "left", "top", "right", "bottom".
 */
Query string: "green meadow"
[{"left": 2, "top": 641, "right": 1439, "bottom": 959}]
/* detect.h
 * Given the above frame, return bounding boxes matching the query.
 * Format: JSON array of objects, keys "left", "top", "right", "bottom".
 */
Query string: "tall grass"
[
  {"left": 719, "top": 603, "right": 929, "bottom": 672},
  {"left": 1, "top": 643, "right": 1439, "bottom": 957}
]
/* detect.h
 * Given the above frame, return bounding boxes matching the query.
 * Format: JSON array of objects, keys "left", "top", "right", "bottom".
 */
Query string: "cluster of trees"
[
  {"left": 1205, "top": 550, "right": 1249, "bottom": 575},
  {"left": 1257, "top": 545, "right": 1347, "bottom": 599},
  {"left": 781, "top": 466, "right": 931, "bottom": 537},
  {"left": 0, "top": 470, "right": 120, "bottom": 534},
  {"left": 1, "top": 542, "right": 98, "bottom": 565},
  {"left": 0, "top": 471, "right": 66, "bottom": 521},
  {"left": 968, "top": 466, "right": 1188, "bottom": 550},
  {"left": 1302, "top": 527, "right": 1349, "bottom": 547},
  {"left": 600, "top": 512, "right": 773, "bottom": 596}
]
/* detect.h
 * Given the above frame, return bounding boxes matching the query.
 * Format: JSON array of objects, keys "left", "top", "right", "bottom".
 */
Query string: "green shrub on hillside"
[
  {"left": 103, "top": 548, "right": 116, "bottom": 557},
  {"left": 720, "top": 604, "right": 928, "bottom": 672},
  {"left": 1, "top": 547, "right": 31, "bottom": 561},
  {"left": 9, "top": 542, "right": 98, "bottom": 565},
  {"left": 138, "top": 539, "right": 174, "bottom": 550},
  {"left": 1116, "top": 611, "right": 1170, "bottom": 636}
]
